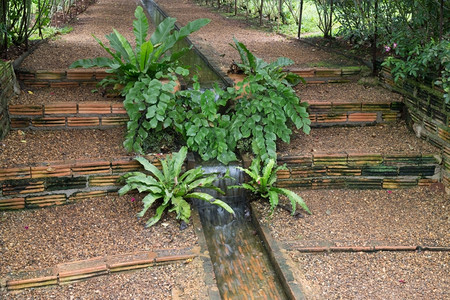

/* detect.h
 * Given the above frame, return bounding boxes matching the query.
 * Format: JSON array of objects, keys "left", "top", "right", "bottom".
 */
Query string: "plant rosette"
[{"left": 119, "top": 147, "right": 235, "bottom": 227}]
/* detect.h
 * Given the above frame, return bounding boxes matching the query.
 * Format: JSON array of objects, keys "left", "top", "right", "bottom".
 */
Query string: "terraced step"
[
  {"left": 9, "top": 101, "right": 128, "bottom": 130},
  {"left": 0, "top": 123, "right": 443, "bottom": 210},
  {"left": 298, "top": 81, "right": 404, "bottom": 126},
  {"left": 16, "top": 69, "right": 109, "bottom": 88},
  {"left": 3, "top": 248, "right": 196, "bottom": 290}
]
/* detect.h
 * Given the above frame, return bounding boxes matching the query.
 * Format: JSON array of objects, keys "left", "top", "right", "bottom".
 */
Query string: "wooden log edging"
[
  {"left": 3, "top": 248, "right": 197, "bottom": 291},
  {"left": 379, "top": 66, "right": 449, "bottom": 193},
  {"left": 291, "top": 245, "right": 450, "bottom": 253},
  {"left": 16, "top": 69, "right": 109, "bottom": 88},
  {"left": 273, "top": 151, "right": 441, "bottom": 190},
  {"left": 307, "top": 100, "right": 403, "bottom": 126}
]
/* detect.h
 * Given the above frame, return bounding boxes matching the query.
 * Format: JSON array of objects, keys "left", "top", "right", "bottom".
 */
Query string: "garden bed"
[
  {"left": 0, "top": 128, "right": 127, "bottom": 168},
  {"left": 253, "top": 186, "right": 449, "bottom": 298},
  {"left": 0, "top": 193, "right": 209, "bottom": 299},
  {"left": 10, "top": 86, "right": 119, "bottom": 105},
  {"left": 0, "top": 122, "right": 438, "bottom": 169}
]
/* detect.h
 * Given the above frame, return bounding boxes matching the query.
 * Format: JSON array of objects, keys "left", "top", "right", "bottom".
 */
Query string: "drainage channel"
[
  {"left": 141, "top": 1, "right": 290, "bottom": 297},
  {"left": 141, "top": 0, "right": 232, "bottom": 88},
  {"left": 194, "top": 164, "right": 288, "bottom": 300}
]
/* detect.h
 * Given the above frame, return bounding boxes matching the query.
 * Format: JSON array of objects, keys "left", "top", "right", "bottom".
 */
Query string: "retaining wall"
[
  {"left": 379, "top": 67, "right": 450, "bottom": 192},
  {"left": 0, "top": 155, "right": 163, "bottom": 210},
  {"left": 243, "top": 151, "right": 441, "bottom": 190},
  {"left": 0, "top": 61, "right": 18, "bottom": 139}
]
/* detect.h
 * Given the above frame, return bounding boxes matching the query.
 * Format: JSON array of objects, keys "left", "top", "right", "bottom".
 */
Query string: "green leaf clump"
[
  {"left": 119, "top": 147, "right": 235, "bottom": 227},
  {"left": 230, "top": 157, "right": 311, "bottom": 215}
]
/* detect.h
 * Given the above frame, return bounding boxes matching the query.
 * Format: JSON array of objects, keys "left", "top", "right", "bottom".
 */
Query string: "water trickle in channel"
[{"left": 195, "top": 165, "right": 288, "bottom": 299}]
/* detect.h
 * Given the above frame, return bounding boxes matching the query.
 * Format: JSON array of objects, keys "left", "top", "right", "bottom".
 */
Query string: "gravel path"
[
  {"left": 0, "top": 194, "right": 198, "bottom": 275},
  {"left": 256, "top": 187, "right": 449, "bottom": 246},
  {"left": 20, "top": 0, "right": 151, "bottom": 70},
  {"left": 255, "top": 186, "right": 449, "bottom": 298},
  {"left": 279, "top": 121, "right": 438, "bottom": 156},
  {"left": 1, "top": 259, "right": 208, "bottom": 299},
  {"left": 149, "top": 0, "right": 359, "bottom": 72},
  {"left": 295, "top": 82, "right": 404, "bottom": 103},
  {"left": 290, "top": 251, "right": 449, "bottom": 300},
  {"left": 0, "top": 128, "right": 128, "bottom": 168},
  {"left": 10, "top": 86, "right": 120, "bottom": 105}
]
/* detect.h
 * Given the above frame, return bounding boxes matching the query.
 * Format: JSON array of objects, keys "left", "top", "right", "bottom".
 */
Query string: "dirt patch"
[
  {"left": 278, "top": 121, "right": 439, "bottom": 156},
  {"left": 296, "top": 82, "right": 404, "bottom": 103},
  {"left": 0, "top": 193, "right": 198, "bottom": 275},
  {"left": 19, "top": 0, "right": 148, "bottom": 70},
  {"left": 0, "top": 128, "right": 128, "bottom": 168},
  {"left": 11, "top": 86, "right": 120, "bottom": 105}
]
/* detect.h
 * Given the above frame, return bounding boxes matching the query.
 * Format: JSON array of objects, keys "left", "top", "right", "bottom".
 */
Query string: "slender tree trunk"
[
  {"left": 372, "top": 0, "right": 378, "bottom": 76},
  {"left": 259, "top": 0, "right": 264, "bottom": 26},
  {"left": 439, "top": 0, "right": 443, "bottom": 41},
  {"left": 329, "top": 0, "right": 334, "bottom": 38},
  {"left": 297, "top": 0, "right": 303, "bottom": 38},
  {"left": 235, "top": 0, "right": 237, "bottom": 15}
]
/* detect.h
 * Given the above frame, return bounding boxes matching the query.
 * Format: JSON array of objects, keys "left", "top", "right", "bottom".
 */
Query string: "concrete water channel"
[{"left": 141, "top": 1, "right": 295, "bottom": 298}]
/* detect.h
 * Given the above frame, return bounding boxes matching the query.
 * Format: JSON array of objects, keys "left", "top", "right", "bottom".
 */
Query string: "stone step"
[{"left": 0, "top": 123, "right": 443, "bottom": 209}]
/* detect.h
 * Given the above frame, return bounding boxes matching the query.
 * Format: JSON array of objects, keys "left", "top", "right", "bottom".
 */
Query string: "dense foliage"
[
  {"left": 119, "top": 147, "right": 235, "bottom": 227},
  {"left": 1, "top": 0, "right": 87, "bottom": 56},
  {"left": 70, "top": 6, "right": 209, "bottom": 94},
  {"left": 333, "top": 0, "right": 449, "bottom": 100},
  {"left": 230, "top": 157, "right": 311, "bottom": 215}
]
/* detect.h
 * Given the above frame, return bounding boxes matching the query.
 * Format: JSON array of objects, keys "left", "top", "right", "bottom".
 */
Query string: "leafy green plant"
[
  {"left": 69, "top": 6, "right": 210, "bottom": 94},
  {"left": 119, "top": 147, "right": 235, "bottom": 227},
  {"left": 228, "top": 38, "right": 310, "bottom": 163},
  {"left": 230, "top": 157, "right": 311, "bottom": 215},
  {"left": 383, "top": 39, "right": 449, "bottom": 102},
  {"left": 177, "top": 77, "right": 237, "bottom": 164},
  {"left": 230, "top": 37, "right": 302, "bottom": 85},
  {"left": 122, "top": 71, "right": 187, "bottom": 154}
]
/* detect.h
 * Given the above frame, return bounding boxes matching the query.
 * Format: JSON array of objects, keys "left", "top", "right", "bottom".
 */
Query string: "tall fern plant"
[{"left": 69, "top": 6, "right": 210, "bottom": 94}]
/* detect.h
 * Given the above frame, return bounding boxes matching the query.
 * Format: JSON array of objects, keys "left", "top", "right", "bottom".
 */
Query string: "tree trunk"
[
  {"left": 297, "top": 0, "right": 303, "bottom": 38},
  {"left": 372, "top": 0, "right": 378, "bottom": 76},
  {"left": 259, "top": 0, "right": 263, "bottom": 26},
  {"left": 439, "top": 0, "right": 443, "bottom": 41}
]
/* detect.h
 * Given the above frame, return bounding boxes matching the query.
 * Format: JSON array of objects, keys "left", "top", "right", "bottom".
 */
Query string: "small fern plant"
[
  {"left": 119, "top": 147, "right": 235, "bottom": 227},
  {"left": 231, "top": 158, "right": 311, "bottom": 215}
]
